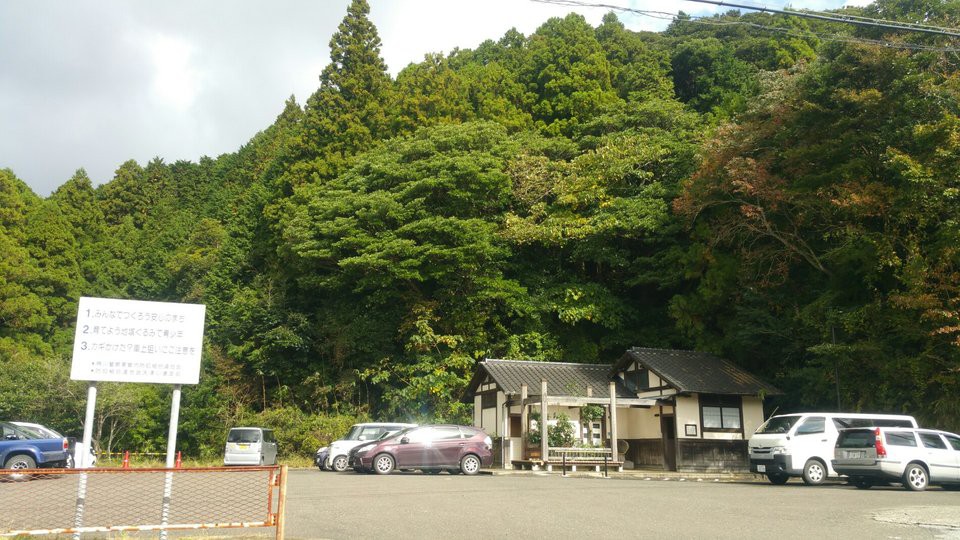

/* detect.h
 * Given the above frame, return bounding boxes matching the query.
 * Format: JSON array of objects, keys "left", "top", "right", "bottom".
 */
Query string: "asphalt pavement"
[{"left": 282, "top": 468, "right": 960, "bottom": 539}]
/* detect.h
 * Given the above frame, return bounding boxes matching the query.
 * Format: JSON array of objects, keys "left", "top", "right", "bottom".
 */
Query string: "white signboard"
[{"left": 70, "top": 297, "right": 206, "bottom": 385}]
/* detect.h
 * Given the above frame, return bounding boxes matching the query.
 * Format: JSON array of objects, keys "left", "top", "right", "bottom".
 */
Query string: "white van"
[
  {"left": 224, "top": 427, "right": 278, "bottom": 466},
  {"left": 749, "top": 412, "right": 917, "bottom": 485}
]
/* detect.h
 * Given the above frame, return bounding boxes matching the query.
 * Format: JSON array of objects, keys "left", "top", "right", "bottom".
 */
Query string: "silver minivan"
[{"left": 224, "top": 427, "right": 277, "bottom": 466}]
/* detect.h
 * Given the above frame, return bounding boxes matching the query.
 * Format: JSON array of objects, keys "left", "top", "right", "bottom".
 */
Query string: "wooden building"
[{"left": 468, "top": 347, "right": 781, "bottom": 472}]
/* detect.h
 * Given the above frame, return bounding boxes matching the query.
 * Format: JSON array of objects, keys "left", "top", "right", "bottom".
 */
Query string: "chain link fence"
[{"left": 0, "top": 465, "right": 287, "bottom": 538}]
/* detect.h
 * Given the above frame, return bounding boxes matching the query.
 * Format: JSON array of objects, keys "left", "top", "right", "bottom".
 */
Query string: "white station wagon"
[{"left": 832, "top": 427, "right": 960, "bottom": 491}]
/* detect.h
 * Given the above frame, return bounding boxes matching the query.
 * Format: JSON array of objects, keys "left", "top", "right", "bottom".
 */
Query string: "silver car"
[{"left": 832, "top": 427, "right": 960, "bottom": 491}]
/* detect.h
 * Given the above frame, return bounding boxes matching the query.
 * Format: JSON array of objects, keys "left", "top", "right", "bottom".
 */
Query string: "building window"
[
  {"left": 481, "top": 392, "right": 497, "bottom": 409},
  {"left": 700, "top": 394, "right": 742, "bottom": 432},
  {"left": 627, "top": 368, "right": 650, "bottom": 391}
]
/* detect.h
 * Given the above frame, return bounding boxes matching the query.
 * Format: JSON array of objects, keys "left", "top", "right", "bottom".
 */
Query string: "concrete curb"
[{"left": 484, "top": 468, "right": 764, "bottom": 483}]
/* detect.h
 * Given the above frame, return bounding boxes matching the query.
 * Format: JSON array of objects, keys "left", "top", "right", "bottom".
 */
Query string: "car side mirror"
[{"left": 400, "top": 437, "right": 409, "bottom": 444}]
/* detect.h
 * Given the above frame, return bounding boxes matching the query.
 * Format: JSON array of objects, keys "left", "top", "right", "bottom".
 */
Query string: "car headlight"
[
  {"left": 355, "top": 444, "right": 374, "bottom": 456},
  {"left": 771, "top": 446, "right": 787, "bottom": 454}
]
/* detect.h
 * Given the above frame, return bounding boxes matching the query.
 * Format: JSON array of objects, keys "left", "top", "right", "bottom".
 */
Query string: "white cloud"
[
  {"left": 0, "top": 0, "right": 875, "bottom": 196},
  {"left": 145, "top": 34, "right": 202, "bottom": 111}
]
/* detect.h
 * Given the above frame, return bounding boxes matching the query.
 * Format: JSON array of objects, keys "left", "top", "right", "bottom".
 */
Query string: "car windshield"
[
  {"left": 343, "top": 425, "right": 364, "bottom": 440},
  {"left": 10, "top": 425, "right": 47, "bottom": 439},
  {"left": 227, "top": 429, "right": 261, "bottom": 443},
  {"left": 389, "top": 427, "right": 416, "bottom": 440},
  {"left": 343, "top": 425, "right": 396, "bottom": 441},
  {"left": 755, "top": 415, "right": 800, "bottom": 434},
  {"left": 17, "top": 424, "right": 62, "bottom": 439}
]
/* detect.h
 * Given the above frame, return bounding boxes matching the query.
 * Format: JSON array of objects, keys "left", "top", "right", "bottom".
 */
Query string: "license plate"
[
  {"left": 846, "top": 450, "right": 865, "bottom": 459},
  {"left": 757, "top": 464, "right": 766, "bottom": 473},
  {"left": 238, "top": 444, "right": 249, "bottom": 449}
]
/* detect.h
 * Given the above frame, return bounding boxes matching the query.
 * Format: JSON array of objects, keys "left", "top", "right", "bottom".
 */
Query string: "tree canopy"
[{"left": 3, "top": 0, "right": 959, "bottom": 457}]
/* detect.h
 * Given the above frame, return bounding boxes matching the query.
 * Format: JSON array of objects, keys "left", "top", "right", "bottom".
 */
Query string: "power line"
[
  {"left": 532, "top": 0, "right": 960, "bottom": 53},
  {"left": 682, "top": 0, "right": 960, "bottom": 38}
]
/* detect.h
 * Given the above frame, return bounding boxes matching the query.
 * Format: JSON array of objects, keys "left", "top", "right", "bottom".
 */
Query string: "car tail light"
[
  {"left": 874, "top": 428, "right": 886, "bottom": 458},
  {"left": 62, "top": 438, "right": 69, "bottom": 451}
]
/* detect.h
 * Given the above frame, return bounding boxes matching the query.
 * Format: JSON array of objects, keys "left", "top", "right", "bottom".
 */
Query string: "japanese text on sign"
[{"left": 71, "top": 297, "right": 206, "bottom": 385}]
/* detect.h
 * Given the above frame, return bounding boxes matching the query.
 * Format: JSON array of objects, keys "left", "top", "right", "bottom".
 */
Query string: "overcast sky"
[{"left": 1, "top": 0, "right": 867, "bottom": 196}]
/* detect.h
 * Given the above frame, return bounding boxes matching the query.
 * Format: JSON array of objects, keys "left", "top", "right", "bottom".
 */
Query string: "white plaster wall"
[
  {"left": 675, "top": 394, "right": 701, "bottom": 439},
  {"left": 473, "top": 395, "right": 482, "bottom": 427},
  {"left": 703, "top": 431, "right": 740, "bottom": 440},
  {"left": 742, "top": 396, "right": 764, "bottom": 437},
  {"left": 617, "top": 408, "right": 661, "bottom": 438},
  {"left": 480, "top": 406, "right": 497, "bottom": 435},
  {"left": 509, "top": 437, "right": 522, "bottom": 462}
]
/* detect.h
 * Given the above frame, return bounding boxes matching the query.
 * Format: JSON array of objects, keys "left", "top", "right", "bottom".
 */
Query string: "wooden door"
[{"left": 661, "top": 415, "right": 677, "bottom": 471}]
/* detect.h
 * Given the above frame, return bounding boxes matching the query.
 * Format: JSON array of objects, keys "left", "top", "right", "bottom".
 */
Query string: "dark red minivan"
[{"left": 351, "top": 424, "right": 492, "bottom": 475}]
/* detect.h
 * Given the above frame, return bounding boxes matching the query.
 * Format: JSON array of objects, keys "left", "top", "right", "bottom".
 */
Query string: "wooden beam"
[
  {"left": 609, "top": 381, "right": 618, "bottom": 464},
  {"left": 540, "top": 379, "right": 548, "bottom": 461},
  {"left": 520, "top": 384, "right": 528, "bottom": 459}
]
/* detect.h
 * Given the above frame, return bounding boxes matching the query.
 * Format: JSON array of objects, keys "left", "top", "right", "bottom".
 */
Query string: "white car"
[
  {"left": 318, "top": 422, "right": 416, "bottom": 472},
  {"left": 749, "top": 412, "right": 917, "bottom": 485},
  {"left": 832, "top": 427, "right": 960, "bottom": 491},
  {"left": 11, "top": 421, "right": 97, "bottom": 468}
]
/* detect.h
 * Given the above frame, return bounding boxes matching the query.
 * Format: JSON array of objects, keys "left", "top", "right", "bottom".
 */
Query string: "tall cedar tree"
[{"left": 301, "top": 0, "right": 393, "bottom": 179}]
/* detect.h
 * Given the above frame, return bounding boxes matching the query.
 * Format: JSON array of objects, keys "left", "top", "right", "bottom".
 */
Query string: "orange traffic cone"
[
  {"left": 175, "top": 451, "right": 182, "bottom": 468},
  {"left": 122, "top": 451, "right": 130, "bottom": 468}
]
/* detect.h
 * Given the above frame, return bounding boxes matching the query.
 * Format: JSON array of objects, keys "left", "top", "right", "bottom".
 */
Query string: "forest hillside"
[{"left": 2, "top": 0, "right": 959, "bottom": 457}]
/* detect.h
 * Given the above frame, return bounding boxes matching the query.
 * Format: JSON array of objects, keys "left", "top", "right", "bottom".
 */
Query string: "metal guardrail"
[{"left": 0, "top": 465, "right": 287, "bottom": 538}]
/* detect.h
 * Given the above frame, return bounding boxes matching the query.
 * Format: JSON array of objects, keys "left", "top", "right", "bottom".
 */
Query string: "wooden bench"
[{"left": 548, "top": 447, "right": 621, "bottom": 475}]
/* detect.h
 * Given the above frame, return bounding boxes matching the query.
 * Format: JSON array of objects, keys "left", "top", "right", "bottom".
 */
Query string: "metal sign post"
[
  {"left": 159, "top": 384, "right": 182, "bottom": 540},
  {"left": 69, "top": 297, "right": 205, "bottom": 540},
  {"left": 72, "top": 382, "right": 98, "bottom": 540}
]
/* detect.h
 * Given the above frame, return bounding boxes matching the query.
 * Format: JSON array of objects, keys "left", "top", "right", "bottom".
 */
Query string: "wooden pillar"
[
  {"left": 584, "top": 386, "right": 593, "bottom": 444},
  {"left": 540, "top": 379, "right": 548, "bottom": 462},
  {"left": 609, "top": 381, "right": 618, "bottom": 463},
  {"left": 501, "top": 398, "right": 509, "bottom": 468},
  {"left": 520, "top": 384, "right": 528, "bottom": 459}
]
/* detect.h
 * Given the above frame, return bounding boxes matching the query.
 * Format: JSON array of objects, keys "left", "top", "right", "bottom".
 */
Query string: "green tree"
[
  {"left": 301, "top": 0, "right": 394, "bottom": 177},
  {"left": 674, "top": 43, "right": 960, "bottom": 429},
  {"left": 522, "top": 14, "right": 621, "bottom": 135}
]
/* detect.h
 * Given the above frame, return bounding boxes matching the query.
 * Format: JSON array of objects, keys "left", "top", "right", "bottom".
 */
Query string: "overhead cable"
[{"left": 533, "top": 0, "right": 960, "bottom": 38}]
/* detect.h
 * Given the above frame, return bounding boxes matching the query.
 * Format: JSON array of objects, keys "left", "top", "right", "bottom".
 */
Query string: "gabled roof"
[
  {"left": 613, "top": 347, "right": 782, "bottom": 396},
  {"left": 467, "top": 359, "right": 636, "bottom": 399}
]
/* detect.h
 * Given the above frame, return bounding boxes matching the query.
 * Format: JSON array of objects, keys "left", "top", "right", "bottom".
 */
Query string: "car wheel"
[
  {"left": 801, "top": 459, "right": 826, "bottom": 486},
  {"left": 5, "top": 454, "right": 37, "bottom": 481},
  {"left": 902, "top": 462, "right": 928, "bottom": 491},
  {"left": 850, "top": 477, "right": 873, "bottom": 489},
  {"left": 460, "top": 454, "right": 481, "bottom": 476},
  {"left": 767, "top": 473, "right": 789, "bottom": 485},
  {"left": 373, "top": 453, "right": 395, "bottom": 475},
  {"left": 332, "top": 455, "right": 349, "bottom": 472}
]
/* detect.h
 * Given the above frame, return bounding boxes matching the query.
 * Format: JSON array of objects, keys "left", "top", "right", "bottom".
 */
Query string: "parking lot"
[{"left": 283, "top": 469, "right": 960, "bottom": 539}]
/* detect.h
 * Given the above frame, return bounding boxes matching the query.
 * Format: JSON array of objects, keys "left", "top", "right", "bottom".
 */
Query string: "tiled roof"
[
  {"left": 471, "top": 359, "right": 635, "bottom": 399},
  {"left": 614, "top": 347, "right": 782, "bottom": 396}
]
